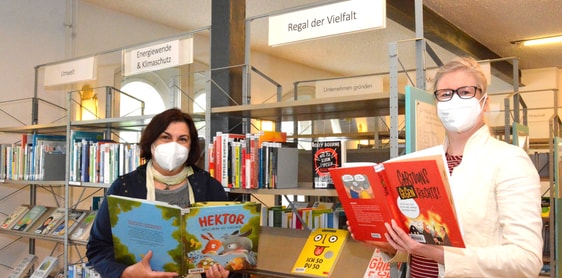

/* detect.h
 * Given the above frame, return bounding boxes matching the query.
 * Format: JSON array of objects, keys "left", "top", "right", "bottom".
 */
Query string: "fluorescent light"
[{"left": 519, "top": 35, "right": 562, "bottom": 46}]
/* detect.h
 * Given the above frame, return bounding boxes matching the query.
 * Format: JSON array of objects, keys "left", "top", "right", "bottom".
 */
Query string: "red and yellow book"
[{"left": 329, "top": 146, "right": 465, "bottom": 248}]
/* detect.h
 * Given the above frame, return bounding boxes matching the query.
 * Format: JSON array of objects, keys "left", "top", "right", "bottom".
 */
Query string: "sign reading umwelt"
[
  {"left": 44, "top": 57, "right": 96, "bottom": 86},
  {"left": 268, "top": 0, "right": 386, "bottom": 46}
]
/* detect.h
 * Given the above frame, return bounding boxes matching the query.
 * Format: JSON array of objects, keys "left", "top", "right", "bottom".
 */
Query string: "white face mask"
[
  {"left": 152, "top": 142, "right": 189, "bottom": 171},
  {"left": 437, "top": 94, "right": 487, "bottom": 133}
]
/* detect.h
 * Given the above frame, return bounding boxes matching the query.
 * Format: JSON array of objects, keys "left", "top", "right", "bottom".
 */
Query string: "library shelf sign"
[
  {"left": 43, "top": 56, "right": 96, "bottom": 86},
  {"left": 268, "top": 0, "right": 386, "bottom": 46},
  {"left": 122, "top": 37, "right": 193, "bottom": 76}
]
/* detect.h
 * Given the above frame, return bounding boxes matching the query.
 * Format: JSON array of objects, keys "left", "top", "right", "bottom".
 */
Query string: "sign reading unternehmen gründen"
[
  {"left": 268, "top": 0, "right": 385, "bottom": 46},
  {"left": 123, "top": 37, "right": 193, "bottom": 76}
]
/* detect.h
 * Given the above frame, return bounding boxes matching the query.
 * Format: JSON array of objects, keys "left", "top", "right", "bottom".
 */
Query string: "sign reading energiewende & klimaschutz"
[
  {"left": 123, "top": 37, "right": 193, "bottom": 76},
  {"left": 268, "top": 0, "right": 385, "bottom": 46}
]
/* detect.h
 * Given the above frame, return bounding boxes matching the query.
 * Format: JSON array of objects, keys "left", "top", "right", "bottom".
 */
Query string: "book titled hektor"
[{"left": 108, "top": 195, "right": 261, "bottom": 276}]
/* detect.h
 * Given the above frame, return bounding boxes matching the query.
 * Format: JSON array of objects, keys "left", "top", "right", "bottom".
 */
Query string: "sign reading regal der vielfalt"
[{"left": 268, "top": 0, "right": 385, "bottom": 46}]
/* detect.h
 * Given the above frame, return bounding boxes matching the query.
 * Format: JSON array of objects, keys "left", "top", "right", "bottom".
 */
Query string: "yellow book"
[{"left": 292, "top": 228, "right": 348, "bottom": 277}]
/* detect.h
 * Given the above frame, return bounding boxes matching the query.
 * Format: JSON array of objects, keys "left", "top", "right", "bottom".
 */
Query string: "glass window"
[{"left": 120, "top": 81, "right": 165, "bottom": 143}]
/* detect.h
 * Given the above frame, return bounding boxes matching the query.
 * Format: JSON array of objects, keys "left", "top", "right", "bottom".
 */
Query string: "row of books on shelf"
[
  {"left": 209, "top": 131, "right": 297, "bottom": 189},
  {"left": 262, "top": 201, "right": 346, "bottom": 230},
  {"left": 0, "top": 204, "right": 97, "bottom": 241},
  {"left": 0, "top": 131, "right": 143, "bottom": 182},
  {"left": 66, "top": 262, "right": 101, "bottom": 278},
  {"left": 68, "top": 130, "right": 143, "bottom": 183},
  {"left": 0, "top": 134, "right": 66, "bottom": 181},
  {"left": 9, "top": 254, "right": 100, "bottom": 278}
]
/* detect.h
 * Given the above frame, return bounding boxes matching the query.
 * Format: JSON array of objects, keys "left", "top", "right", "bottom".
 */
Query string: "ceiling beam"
[{"left": 387, "top": 0, "right": 517, "bottom": 85}]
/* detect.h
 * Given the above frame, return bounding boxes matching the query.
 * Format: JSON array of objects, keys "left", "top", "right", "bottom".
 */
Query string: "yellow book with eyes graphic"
[{"left": 292, "top": 228, "right": 348, "bottom": 277}]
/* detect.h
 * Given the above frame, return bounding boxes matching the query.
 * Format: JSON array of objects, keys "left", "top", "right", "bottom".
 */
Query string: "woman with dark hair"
[{"left": 86, "top": 108, "right": 230, "bottom": 278}]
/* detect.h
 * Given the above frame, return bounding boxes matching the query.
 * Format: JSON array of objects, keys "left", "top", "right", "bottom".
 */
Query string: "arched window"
[
  {"left": 120, "top": 81, "right": 165, "bottom": 116},
  {"left": 119, "top": 81, "right": 165, "bottom": 143}
]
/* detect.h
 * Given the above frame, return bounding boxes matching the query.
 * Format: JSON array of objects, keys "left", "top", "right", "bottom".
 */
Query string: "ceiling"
[{"left": 83, "top": 0, "right": 562, "bottom": 88}]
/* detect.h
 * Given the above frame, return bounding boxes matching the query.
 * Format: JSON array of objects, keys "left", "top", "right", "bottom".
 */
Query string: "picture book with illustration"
[
  {"left": 108, "top": 195, "right": 261, "bottom": 276},
  {"left": 1, "top": 205, "right": 30, "bottom": 230},
  {"left": 329, "top": 145, "right": 465, "bottom": 248},
  {"left": 362, "top": 248, "right": 401, "bottom": 278},
  {"left": 292, "top": 228, "right": 348, "bottom": 277},
  {"left": 68, "top": 210, "right": 96, "bottom": 241},
  {"left": 11, "top": 205, "right": 47, "bottom": 232},
  {"left": 30, "top": 256, "right": 58, "bottom": 278},
  {"left": 34, "top": 207, "right": 66, "bottom": 235},
  {"left": 8, "top": 254, "right": 37, "bottom": 278},
  {"left": 52, "top": 210, "right": 88, "bottom": 238}
]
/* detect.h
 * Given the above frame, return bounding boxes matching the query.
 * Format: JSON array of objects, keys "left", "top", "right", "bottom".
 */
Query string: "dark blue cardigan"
[{"left": 86, "top": 163, "right": 228, "bottom": 278}]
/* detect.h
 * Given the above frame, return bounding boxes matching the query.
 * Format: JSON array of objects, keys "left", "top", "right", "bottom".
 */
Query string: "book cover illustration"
[
  {"left": 52, "top": 210, "right": 87, "bottom": 237},
  {"left": 30, "top": 256, "right": 58, "bottom": 278},
  {"left": 329, "top": 146, "right": 465, "bottom": 248},
  {"left": 329, "top": 164, "right": 391, "bottom": 242},
  {"left": 8, "top": 254, "right": 37, "bottom": 278},
  {"left": 35, "top": 207, "right": 65, "bottom": 235},
  {"left": 69, "top": 211, "right": 96, "bottom": 241},
  {"left": 292, "top": 228, "right": 348, "bottom": 277},
  {"left": 11, "top": 205, "right": 47, "bottom": 232},
  {"left": 108, "top": 195, "right": 261, "bottom": 276},
  {"left": 378, "top": 158, "right": 464, "bottom": 248},
  {"left": 312, "top": 140, "right": 343, "bottom": 189},
  {"left": 362, "top": 248, "right": 400, "bottom": 278},
  {"left": 1, "top": 205, "right": 30, "bottom": 230}
]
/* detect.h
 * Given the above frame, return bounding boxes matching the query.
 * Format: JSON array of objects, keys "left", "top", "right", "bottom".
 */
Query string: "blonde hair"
[{"left": 433, "top": 56, "right": 488, "bottom": 93}]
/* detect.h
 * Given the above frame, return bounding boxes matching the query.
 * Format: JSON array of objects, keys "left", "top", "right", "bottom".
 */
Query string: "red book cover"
[
  {"left": 330, "top": 164, "right": 400, "bottom": 242},
  {"left": 379, "top": 158, "right": 464, "bottom": 248},
  {"left": 330, "top": 146, "right": 465, "bottom": 248}
]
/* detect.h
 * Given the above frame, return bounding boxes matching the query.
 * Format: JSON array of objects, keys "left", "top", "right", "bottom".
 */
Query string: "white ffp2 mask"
[
  {"left": 152, "top": 142, "right": 189, "bottom": 171},
  {"left": 437, "top": 94, "right": 487, "bottom": 133}
]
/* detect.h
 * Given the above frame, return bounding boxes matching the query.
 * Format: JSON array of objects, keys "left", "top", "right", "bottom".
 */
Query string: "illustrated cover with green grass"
[{"left": 108, "top": 195, "right": 261, "bottom": 276}]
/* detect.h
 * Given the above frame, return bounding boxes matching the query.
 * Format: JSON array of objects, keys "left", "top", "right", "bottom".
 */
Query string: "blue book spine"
[{"left": 81, "top": 139, "right": 90, "bottom": 182}]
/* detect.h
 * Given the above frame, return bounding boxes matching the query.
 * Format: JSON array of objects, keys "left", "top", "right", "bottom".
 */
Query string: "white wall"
[{"left": 0, "top": 1, "right": 68, "bottom": 275}]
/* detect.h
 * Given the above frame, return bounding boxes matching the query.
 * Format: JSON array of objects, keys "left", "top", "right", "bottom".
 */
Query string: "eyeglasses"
[{"left": 433, "top": 86, "right": 482, "bottom": 102}]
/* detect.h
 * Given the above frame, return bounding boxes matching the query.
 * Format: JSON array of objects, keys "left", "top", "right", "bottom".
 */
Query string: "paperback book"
[
  {"left": 291, "top": 228, "right": 349, "bottom": 277},
  {"left": 11, "top": 205, "right": 48, "bottom": 232},
  {"left": 107, "top": 195, "right": 261, "bottom": 276},
  {"left": 1, "top": 205, "right": 30, "bottom": 230},
  {"left": 362, "top": 248, "right": 400, "bottom": 278},
  {"left": 51, "top": 210, "right": 88, "bottom": 237},
  {"left": 69, "top": 210, "right": 97, "bottom": 241},
  {"left": 329, "top": 145, "right": 465, "bottom": 248},
  {"left": 30, "top": 256, "right": 58, "bottom": 278},
  {"left": 312, "top": 140, "right": 344, "bottom": 189},
  {"left": 34, "top": 207, "right": 66, "bottom": 235},
  {"left": 8, "top": 254, "right": 37, "bottom": 278}
]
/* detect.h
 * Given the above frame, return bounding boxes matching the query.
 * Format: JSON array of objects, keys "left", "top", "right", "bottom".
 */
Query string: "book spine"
[
  {"left": 208, "top": 139, "right": 215, "bottom": 179},
  {"left": 375, "top": 164, "right": 407, "bottom": 232},
  {"left": 214, "top": 132, "right": 222, "bottom": 185},
  {"left": 80, "top": 139, "right": 90, "bottom": 182}
]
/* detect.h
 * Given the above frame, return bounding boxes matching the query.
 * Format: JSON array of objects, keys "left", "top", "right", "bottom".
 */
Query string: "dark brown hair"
[{"left": 139, "top": 108, "right": 201, "bottom": 166}]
